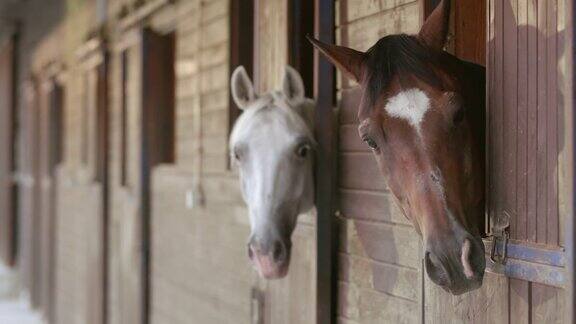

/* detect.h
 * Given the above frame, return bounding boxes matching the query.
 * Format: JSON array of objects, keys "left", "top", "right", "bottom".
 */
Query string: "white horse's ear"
[
  {"left": 231, "top": 66, "right": 256, "bottom": 110},
  {"left": 282, "top": 66, "right": 305, "bottom": 104}
]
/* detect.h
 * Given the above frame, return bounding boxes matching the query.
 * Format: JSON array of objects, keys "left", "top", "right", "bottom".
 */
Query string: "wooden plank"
[
  {"left": 0, "top": 35, "right": 16, "bottom": 267},
  {"left": 490, "top": 0, "right": 504, "bottom": 235},
  {"left": 527, "top": 0, "right": 538, "bottom": 242},
  {"left": 516, "top": 0, "right": 528, "bottom": 241},
  {"left": 141, "top": 28, "right": 176, "bottom": 324},
  {"left": 546, "top": 0, "right": 559, "bottom": 246},
  {"left": 315, "top": 1, "right": 338, "bottom": 323},
  {"left": 454, "top": 0, "right": 486, "bottom": 65},
  {"left": 255, "top": 0, "right": 288, "bottom": 92},
  {"left": 424, "top": 272, "right": 509, "bottom": 324},
  {"left": 531, "top": 283, "right": 565, "bottom": 323},
  {"left": 339, "top": 87, "right": 362, "bottom": 125},
  {"left": 536, "top": 0, "right": 549, "bottom": 244},
  {"left": 229, "top": 0, "right": 254, "bottom": 133},
  {"left": 339, "top": 253, "right": 420, "bottom": 301},
  {"left": 353, "top": 221, "right": 420, "bottom": 269},
  {"left": 509, "top": 279, "right": 530, "bottom": 324},
  {"left": 339, "top": 189, "right": 410, "bottom": 225},
  {"left": 288, "top": 0, "right": 315, "bottom": 97},
  {"left": 339, "top": 153, "right": 387, "bottom": 192},
  {"left": 357, "top": 288, "right": 419, "bottom": 323},
  {"left": 338, "top": 0, "right": 416, "bottom": 25},
  {"left": 503, "top": 0, "right": 518, "bottom": 239},
  {"left": 339, "top": 125, "right": 368, "bottom": 152}
]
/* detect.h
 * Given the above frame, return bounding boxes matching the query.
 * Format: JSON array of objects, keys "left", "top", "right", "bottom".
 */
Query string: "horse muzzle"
[
  {"left": 424, "top": 235, "right": 485, "bottom": 295},
  {"left": 248, "top": 238, "right": 292, "bottom": 279}
]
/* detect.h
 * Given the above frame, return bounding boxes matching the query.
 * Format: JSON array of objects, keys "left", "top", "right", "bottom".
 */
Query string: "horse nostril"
[
  {"left": 248, "top": 245, "right": 254, "bottom": 260},
  {"left": 272, "top": 241, "right": 285, "bottom": 263},
  {"left": 425, "top": 252, "right": 451, "bottom": 287}
]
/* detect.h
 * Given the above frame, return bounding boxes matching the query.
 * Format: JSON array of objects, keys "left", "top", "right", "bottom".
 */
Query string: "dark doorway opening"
[{"left": 141, "top": 28, "right": 176, "bottom": 324}]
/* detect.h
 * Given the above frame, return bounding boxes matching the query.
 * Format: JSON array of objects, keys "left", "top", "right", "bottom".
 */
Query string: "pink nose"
[{"left": 248, "top": 240, "right": 289, "bottom": 279}]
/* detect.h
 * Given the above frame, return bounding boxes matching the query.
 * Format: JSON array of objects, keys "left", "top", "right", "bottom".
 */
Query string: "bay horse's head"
[
  {"left": 310, "top": 0, "right": 486, "bottom": 294},
  {"left": 230, "top": 66, "right": 315, "bottom": 279}
]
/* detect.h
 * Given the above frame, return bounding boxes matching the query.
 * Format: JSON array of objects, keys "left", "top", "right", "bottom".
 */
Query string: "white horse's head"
[{"left": 230, "top": 66, "right": 315, "bottom": 279}]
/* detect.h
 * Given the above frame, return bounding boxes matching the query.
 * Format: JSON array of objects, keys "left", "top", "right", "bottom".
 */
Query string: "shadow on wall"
[{"left": 487, "top": 0, "right": 567, "bottom": 310}]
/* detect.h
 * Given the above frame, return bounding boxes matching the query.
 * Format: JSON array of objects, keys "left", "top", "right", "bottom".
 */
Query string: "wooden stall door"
[
  {"left": 37, "top": 78, "right": 64, "bottom": 321},
  {"left": 86, "top": 53, "right": 110, "bottom": 324},
  {"left": 110, "top": 28, "right": 174, "bottom": 324},
  {"left": 18, "top": 78, "right": 38, "bottom": 303},
  {"left": 0, "top": 37, "right": 18, "bottom": 267},
  {"left": 423, "top": 0, "right": 569, "bottom": 323}
]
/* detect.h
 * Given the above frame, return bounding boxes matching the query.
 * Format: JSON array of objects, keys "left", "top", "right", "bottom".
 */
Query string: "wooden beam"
[
  {"left": 288, "top": 0, "right": 314, "bottom": 97},
  {"left": 567, "top": 0, "right": 576, "bottom": 321},
  {"left": 314, "top": 0, "right": 337, "bottom": 323}
]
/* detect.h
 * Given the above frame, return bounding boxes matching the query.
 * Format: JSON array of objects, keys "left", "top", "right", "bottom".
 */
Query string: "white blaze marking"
[{"left": 384, "top": 89, "right": 430, "bottom": 131}]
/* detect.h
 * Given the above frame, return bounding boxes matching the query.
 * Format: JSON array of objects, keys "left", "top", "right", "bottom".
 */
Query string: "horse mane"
[{"left": 364, "top": 34, "right": 444, "bottom": 104}]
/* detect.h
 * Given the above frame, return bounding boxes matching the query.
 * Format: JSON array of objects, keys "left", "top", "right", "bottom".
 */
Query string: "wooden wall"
[
  {"left": 150, "top": 1, "right": 317, "bottom": 323},
  {"left": 0, "top": 37, "right": 16, "bottom": 268},
  {"left": 335, "top": 1, "right": 423, "bottom": 323},
  {"left": 335, "top": 0, "right": 571, "bottom": 323},
  {"left": 7, "top": 0, "right": 573, "bottom": 323}
]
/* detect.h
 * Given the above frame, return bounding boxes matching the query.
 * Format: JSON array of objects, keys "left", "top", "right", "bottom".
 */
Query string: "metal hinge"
[{"left": 490, "top": 211, "right": 510, "bottom": 264}]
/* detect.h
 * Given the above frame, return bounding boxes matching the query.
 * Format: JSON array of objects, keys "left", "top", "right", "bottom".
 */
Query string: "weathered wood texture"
[
  {"left": 254, "top": 0, "right": 288, "bottom": 92},
  {"left": 488, "top": 0, "right": 564, "bottom": 246},
  {"left": 336, "top": 2, "right": 423, "bottom": 323},
  {"left": 337, "top": 0, "right": 569, "bottom": 323},
  {"left": 108, "top": 28, "right": 151, "bottom": 324},
  {"left": 0, "top": 38, "right": 17, "bottom": 268},
  {"left": 110, "top": 27, "right": 175, "bottom": 323},
  {"left": 151, "top": 1, "right": 317, "bottom": 323}
]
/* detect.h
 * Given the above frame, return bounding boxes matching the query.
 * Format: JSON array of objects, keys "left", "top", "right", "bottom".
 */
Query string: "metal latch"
[{"left": 490, "top": 211, "right": 510, "bottom": 264}]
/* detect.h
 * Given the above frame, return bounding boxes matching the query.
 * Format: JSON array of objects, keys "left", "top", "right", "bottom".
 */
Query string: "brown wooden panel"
[
  {"left": 526, "top": 0, "right": 538, "bottom": 243},
  {"left": 531, "top": 283, "right": 565, "bottom": 323},
  {"left": 509, "top": 279, "right": 530, "bottom": 323},
  {"left": 141, "top": 28, "right": 176, "bottom": 324},
  {"left": 339, "top": 125, "right": 368, "bottom": 153},
  {"left": 453, "top": 0, "right": 486, "bottom": 65},
  {"left": 488, "top": 0, "right": 562, "bottom": 245},
  {"left": 516, "top": 0, "right": 528, "bottom": 241},
  {"left": 37, "top": 77, "right": 64, "bottom": 322},
  {"left": 545, "top": 0, "right": 559, "bottom": 246},
  {"left": 0, "top": 37, "right": 16, "bottom": 267},
  {"left": 353, "top": 221, "right": 420, "bottom": 269},
  {"left": 340, "top": 189, "right": 410, "bottom": 225},
  {"left": 339, "top": 153, "right": 387, "bottom": 192},
  {"left": 339, "top": 87, "right": 362, "bottom": 125}
]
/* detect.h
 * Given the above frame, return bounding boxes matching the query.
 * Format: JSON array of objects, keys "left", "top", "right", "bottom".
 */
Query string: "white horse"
[{"left": 230, "top": 66, "right": 315, "bottom": 279}]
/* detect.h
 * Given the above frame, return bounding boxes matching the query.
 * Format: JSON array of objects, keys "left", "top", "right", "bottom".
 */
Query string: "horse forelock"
[
  {"left": 229, "top": 92, "right": 315, "bottom": 150},
  {"left": 363, "top": 34, "right": 444, "bottom": 110}
]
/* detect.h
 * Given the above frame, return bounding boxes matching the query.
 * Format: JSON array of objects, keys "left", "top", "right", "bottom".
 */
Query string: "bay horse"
[
  {"left": 229, "top": 66, "right": 315, "bottom": 279},
  {"left": 309, "top": 0, "right": 486, "bottom": 294}
]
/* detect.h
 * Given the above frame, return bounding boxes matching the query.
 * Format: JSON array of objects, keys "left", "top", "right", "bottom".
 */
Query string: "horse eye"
[
  {"left": 296, "top": 144, "right": 310, "bottom": 158},
  {"left": 453, "top": 107, "right": 465, "bottom": 125},
  {"left": 363, "top": 137, "right": 378, "bottom": 150},
  {"left": 233, "top": 148, "right": 242, "bottom": 161}
]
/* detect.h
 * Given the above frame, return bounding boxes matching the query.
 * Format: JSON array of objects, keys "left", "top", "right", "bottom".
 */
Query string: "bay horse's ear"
[
  {"left": 418, "top": 0, "right": 451, "bottom": 51},
  {"left": 231, "top": 66, "right": 256, "bottom": 110},
  {"left": 282, "top": 66, "right": 305, "bottom": 104},
  {"left": 307, "top": 35, "right": 366, "bottom": 83}
]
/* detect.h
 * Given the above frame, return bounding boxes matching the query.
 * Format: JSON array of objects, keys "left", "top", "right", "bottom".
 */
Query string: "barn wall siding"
[
  {"left": 5, "top": 0, "right": 572, "bottom": 323},
  {"left": 337, "top": 0, "right": 570, "bottom": 323},
  {"left": 336, "top": 1, "right": 424, "bottom": 323},
  {"left": 146, "top": 2, "right": 256, "bottom": 323}
]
